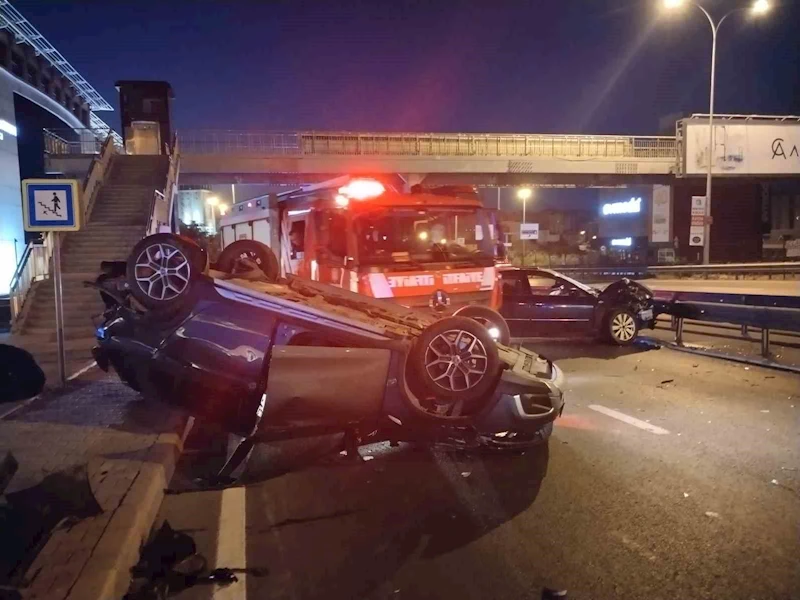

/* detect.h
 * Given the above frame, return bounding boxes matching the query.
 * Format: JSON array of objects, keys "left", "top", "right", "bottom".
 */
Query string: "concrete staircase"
[{"left": 12, "top": 155, "right": 169, "bottom": 382}]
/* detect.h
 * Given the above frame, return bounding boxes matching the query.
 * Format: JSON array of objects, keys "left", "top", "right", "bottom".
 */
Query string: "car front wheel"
[{"left": 607, "top": 309, "right": 639, "bottom": 345}]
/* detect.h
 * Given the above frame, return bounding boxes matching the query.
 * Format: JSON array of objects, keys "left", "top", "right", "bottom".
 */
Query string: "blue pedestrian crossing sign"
[{"left": 22, "top": 179, "right": 82, "bottom": 231}]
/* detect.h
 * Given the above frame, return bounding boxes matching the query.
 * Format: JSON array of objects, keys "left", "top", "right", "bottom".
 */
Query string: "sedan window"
[{"left": 527, "top": 275, "right": 559, "bottom": 293}]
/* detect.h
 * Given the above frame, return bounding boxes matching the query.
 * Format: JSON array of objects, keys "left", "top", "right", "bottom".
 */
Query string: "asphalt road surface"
[{"left": 155, "top": 344, "right": 800, "bottom": 600}]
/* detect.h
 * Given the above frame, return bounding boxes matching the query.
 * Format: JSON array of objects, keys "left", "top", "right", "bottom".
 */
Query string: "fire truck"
[{"left": 218, "top": 177, "right": 508, "bottom": 314}]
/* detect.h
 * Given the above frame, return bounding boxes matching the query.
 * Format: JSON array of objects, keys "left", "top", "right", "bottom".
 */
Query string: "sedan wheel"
[{"left": 608, "top": 309, "right": 638, "bottom": 345}]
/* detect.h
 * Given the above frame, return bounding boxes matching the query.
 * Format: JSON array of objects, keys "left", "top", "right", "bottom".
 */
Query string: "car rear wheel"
[
  {"left": 409, "top": 316, "right": 500, "bottom": 406},
  {"left": 453, "top": 305, "right": 511, "bottom": 345},
  {"left": 126, "top": 233, "right": 196, "bottom": 310},
  {"left": 607, "top": 309, "right": 639, "bottom": 345},
  {"left": 217, "top": 240, "right": 279, "bottom": 282}
]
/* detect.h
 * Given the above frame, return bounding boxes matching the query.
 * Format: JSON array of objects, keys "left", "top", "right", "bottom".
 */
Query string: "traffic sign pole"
[
  {"left": 52, "top": 232, "right": 66, "bottom": 385},
  {"left": 21, "top": 179, "right": 81, "bottom": 387}
]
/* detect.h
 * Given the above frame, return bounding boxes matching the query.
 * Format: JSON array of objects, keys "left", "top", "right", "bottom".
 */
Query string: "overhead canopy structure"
[{"left": 0, "top": 0, "right": 121, "bottom": 143}]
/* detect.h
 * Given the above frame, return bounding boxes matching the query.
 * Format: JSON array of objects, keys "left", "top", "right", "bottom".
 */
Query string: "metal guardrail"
[
  {"left": 656, "top": 291, "right": 800, "bottom": 358},
  {"left": 559, "top": 262, "right": 800, "bottom": 281},
  {"left": 172, "top": 130, "right": 678, "bottom": 160}
]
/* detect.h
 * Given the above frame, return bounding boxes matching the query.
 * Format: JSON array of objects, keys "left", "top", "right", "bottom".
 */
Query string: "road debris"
[
  {"left": 705, "top": 511, "right": 720, "bottom": 519},
  {"left": 781, "top": 467, "right": 797, "bottom": 472},
  {"left": 363, "top": 455, "right": 375, "bottom": 461},
  {"left": 660, "top": 379, "right": 674, "bottom": 385},
  {"left": 124, "top": 521, "right": 264, "bottom": 599},
  {"left": 760, "top": 410, "right": 770, "bottom": 413},
  {"left": 683, "top": 492, "right": 690, "bottom": 498},
  {"left": 771, "top": 479, "right": 779, "bottom": 486},
  {"left": 461, "top": 472, "right": 471, "bottom": 478}
]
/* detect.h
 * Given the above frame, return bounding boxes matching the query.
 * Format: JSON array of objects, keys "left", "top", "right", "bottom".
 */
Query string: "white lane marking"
[
  {"left": 589, "top": 404, "right": 670, "bottom": 435},
  {"left": 67, "top": 360, "right": 97, "bottom": 381},
  {"left": 213, "top": 485, "right": 248, "bottom": 599}
]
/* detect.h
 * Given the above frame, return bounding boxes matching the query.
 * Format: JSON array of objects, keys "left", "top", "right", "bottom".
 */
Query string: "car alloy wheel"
[
  {"left": 133, "top": 243, "right": 191, "bottom": 301},
  {"left": 611, "top": 312, "right": 636, "bottom": 342},
  {"left": 424, "top": 329, "right": 489, "bottom": 393}
]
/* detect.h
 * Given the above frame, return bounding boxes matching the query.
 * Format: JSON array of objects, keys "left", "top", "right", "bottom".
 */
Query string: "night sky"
[{"left": 12, "top": 0, "right": 800, "bottom": 136}]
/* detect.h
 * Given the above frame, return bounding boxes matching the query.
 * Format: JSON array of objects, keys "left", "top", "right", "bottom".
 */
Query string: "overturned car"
[{"left": 90, "top": 233, "right": 565, "bottom": 461}]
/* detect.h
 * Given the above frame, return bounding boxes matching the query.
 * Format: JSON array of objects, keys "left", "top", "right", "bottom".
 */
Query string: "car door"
[
  {"left": 499, "top": 271, "right": 542, "bottom": 338},
  {"left": 526, "top": 271, "right": 596, "bottom": 337}
]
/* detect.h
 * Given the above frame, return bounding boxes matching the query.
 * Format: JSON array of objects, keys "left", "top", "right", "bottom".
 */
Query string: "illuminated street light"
[
  {"left": 659, "top": 0, "right": 772, "bottom": 264},
  {"left": 580, "top": 230, "right": 587, "bottom": 236},
  {"left": 418, "top": 231, "right": 429, "bottom": 241},
  {"left": 516, "top": 188, "right": 534, "bottom": 266},
  {"left": 206, "top": 196, "right": 219, "bottom": 207}
]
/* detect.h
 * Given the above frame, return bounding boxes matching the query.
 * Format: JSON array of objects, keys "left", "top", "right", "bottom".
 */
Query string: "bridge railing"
[
  {"left": 43, "top": 128, "right": 123, "bottom": 155},
  {"left": 176, "top": 130, "right": 677, "bottom": 160}
]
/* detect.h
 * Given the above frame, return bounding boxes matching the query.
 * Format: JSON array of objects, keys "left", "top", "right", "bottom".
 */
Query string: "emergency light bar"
[{"left": 338, "top": 179, "right": 385, "bottom": 201}]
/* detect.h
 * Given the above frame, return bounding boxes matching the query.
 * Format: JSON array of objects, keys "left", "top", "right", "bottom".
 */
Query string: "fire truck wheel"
[
  {"left": 409, "top": 316, "right": 501, "bottom": 405},
  {"left": 217, "top": 240, "right": 279, "bottom": 282},
  {"left": 126, "top": 233, "right": 197, "bottom": 310},
  {"left": 453, "top": 305, "right": 511, "bottom": 345}
]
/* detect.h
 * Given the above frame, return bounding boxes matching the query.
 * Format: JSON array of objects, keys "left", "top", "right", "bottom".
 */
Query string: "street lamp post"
[
  {"left": 517, "top": 187, "right": 533, "bottom": 266},
  {"left": 662, "top": 0, "right": 770, "bottom": 264}
]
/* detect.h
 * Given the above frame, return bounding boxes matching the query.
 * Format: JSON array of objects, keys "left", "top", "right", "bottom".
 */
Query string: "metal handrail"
[
  {"left": 43, "top": 128, "right": 123, "bottom": 155},
  {"left": 147, "top": 135, "right": 181, "bottom": 235}
]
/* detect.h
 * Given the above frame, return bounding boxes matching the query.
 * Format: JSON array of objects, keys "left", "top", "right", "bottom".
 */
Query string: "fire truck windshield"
[{"left": 354, "top": 207, "right": 500, "bottom": 266}]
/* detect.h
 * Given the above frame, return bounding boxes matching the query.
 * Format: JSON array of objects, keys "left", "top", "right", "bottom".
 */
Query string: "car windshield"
[{"left": 354, "top": 206, "right": 501, "bottom": 266}]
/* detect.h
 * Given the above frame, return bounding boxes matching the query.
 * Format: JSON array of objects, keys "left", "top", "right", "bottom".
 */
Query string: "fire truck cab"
[{"left": 218, "top": 177, "right": 507, "bottom": 312}]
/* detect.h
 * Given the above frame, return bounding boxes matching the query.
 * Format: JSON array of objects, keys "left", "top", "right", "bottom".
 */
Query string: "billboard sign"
[
  {"left": 683, "top": 121, "right": 800, "bottom": 176},
  {"left": 520, "top": 223, "right": 539, "bottom": 240}
]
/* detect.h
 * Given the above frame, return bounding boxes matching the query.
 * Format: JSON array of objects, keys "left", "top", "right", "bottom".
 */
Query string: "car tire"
[
  {"left": 126, "top": 233, "right": 197, "bottom": 311},
  {"left": 453, "top": 305, "right": 511, "bottom": 345},
  {"left": 217, "top": 240, "right": 279, "bottom": 282},
  {"left": 607, "top": 308, "right": 639, "bottom": 345},
  {"left": 409, "top": 316, "right": 501, "bottom": 406}
]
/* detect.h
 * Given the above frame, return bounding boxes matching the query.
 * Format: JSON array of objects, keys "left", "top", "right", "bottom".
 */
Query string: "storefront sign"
[
  {"left": 684, "top": 121, "right": 800, "bottom": 175},
  {"left": 689, "top": 195, "right": 706, "bottom": 247},
  {"left": 611, "top": 237, "right": 632, "bottom": 247},
  {"left": 602, "top": 197, "right": 642, "bottom": 216}
]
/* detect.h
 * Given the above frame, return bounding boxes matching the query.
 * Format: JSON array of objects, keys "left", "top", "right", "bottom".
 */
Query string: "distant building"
[{"left": 177, "top": 186, "right": 216, "bottom": 231}]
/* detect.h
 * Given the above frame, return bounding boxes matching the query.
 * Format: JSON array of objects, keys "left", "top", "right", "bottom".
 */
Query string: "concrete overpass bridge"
[{"left": 175, "top": 130, "right": 678, "bottom": 187}]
